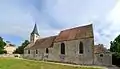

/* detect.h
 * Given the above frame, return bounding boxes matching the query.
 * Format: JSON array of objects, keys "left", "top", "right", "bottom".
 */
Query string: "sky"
[{"left": 0, "top": 0, "right": 119, "bottom": 48}]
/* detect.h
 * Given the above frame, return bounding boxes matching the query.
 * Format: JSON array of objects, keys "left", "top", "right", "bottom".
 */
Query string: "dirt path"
[{"left": 106, "top": 65, "right": 120, "bottom": 69}]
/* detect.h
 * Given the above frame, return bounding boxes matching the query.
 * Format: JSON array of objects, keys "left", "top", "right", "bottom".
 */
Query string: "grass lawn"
[{"left": 0, "top": 58, "right": 102, "bottom": 69}]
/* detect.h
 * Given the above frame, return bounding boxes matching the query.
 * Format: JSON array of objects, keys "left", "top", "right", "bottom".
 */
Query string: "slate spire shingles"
[{"left": 31, "top": 23, "right": 39, "bottom": 35}]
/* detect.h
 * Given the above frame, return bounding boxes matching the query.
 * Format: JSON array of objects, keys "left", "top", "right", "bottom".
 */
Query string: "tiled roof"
[
  {"left": 31, "top": 36, "right": 56, "bottom": 49},
  {"left": 25, "top": 24, "right": 94, "bottom": 50},
  {"left": 24, "top": 43, "right": 35, "bottom": 50},
  {"left": 94, "top": 44, "right": 108, "bottom": 54},
  {"left": 4, "top": 44, "right": 16, "bottom": 48},
  {"left": 55, "top": 24, "right": 93, "bottom": 42}
]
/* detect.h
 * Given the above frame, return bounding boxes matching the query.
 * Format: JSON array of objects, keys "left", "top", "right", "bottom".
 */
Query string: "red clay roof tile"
[
  {"left": 31, "top": 36, "right": 56, "bottom": 49},
  {"left": 55, "top": 24, "right": 93, "bottom": 42}
]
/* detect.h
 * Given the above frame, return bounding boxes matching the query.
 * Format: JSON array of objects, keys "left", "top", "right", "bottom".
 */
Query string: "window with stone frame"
[
  {"left": 79, "top": 41, "right": 83, "bottom": 54},
  {"left": 28, "top": 50, "right": 30, "bottom": 54},
  {"left": 36, "top": 50, "right": 38, "bottom": 54},
  {"left": 46, "top": 48, "right": 49, "bottom": 53},
  {"left": 61, "top": 43, "right": 65, "bottom": 54},
  {"left": 100, "top": 54, "right": 103, "bottom": 57}
]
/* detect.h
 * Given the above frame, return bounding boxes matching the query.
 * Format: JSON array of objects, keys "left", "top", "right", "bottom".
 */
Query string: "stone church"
[{"left": 24, "top": 24, "right": 112, "bottom": 66}]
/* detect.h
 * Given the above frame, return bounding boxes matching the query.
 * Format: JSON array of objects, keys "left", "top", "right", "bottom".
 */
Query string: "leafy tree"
[
  {"left": 110, "top": 34, "right": 120, "bottom": 66},
  {"left": 0, "top": 37, "right": 6, "bottom": 54},
  {"left": 14, "top": 40, "right": 29, "bottom": 54},
  {"left": 110, "top": 35, "right": 120, "bottom": 53}
]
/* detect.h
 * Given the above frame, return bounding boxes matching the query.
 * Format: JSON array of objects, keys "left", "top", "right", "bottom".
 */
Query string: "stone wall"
[
  {"left": 0, "top": 54, "right": 21, "bottom": 57},
  {"left": 24, "top": 37, "right": 112, "bottom": 66},
  {"left": 24, "top": 37, "right": 94, "bottom": 65},
  {"left": 94, "top": 53, "right": 112, "bottom": 66},
  {"left": 47, "top": 38, "right": 94, "bottom": 65},
  {"left": 23, "top": 38, "right": 112, "bottom": 66}
]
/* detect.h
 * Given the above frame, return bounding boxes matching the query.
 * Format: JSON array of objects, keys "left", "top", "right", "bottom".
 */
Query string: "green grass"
[{"left": 0, "top": 58, "right": 102, "bottom": 69}]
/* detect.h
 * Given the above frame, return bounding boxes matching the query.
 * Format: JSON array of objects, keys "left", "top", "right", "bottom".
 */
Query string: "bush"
[
  {"left": 112, "top": 53, "right": 120, "bottom": 67},
  {"left": 14, "top": 55, "right": 18, "bottom": 57}
]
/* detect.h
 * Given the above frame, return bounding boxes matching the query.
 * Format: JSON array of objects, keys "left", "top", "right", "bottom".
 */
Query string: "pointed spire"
[{"left": 31, "top": 23, "right": 39, "bottom": 35}]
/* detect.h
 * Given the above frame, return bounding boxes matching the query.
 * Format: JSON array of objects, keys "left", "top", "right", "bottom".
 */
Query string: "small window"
[
  {"left": 61, "top": 43, "right": 65, "bottom": 54},
  {"left": 28, "top": 50, "right": 30, "bottom": 54},
  {"left": 46, "top": 48, "right": 49, "bottom": 53},
  {"left": 36, "top": 50, "right": 38, "bottom": 54},
  {"left": 100, "top": 54, "right": 103, "bottom": 57},
  {"left": 79, "top": 42, "right": 83, "bottom": 54}
]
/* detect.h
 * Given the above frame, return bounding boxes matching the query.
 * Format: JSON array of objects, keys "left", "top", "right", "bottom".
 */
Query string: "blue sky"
[{"left": 0, "top": 0, "right": 119, "bottom": 48}]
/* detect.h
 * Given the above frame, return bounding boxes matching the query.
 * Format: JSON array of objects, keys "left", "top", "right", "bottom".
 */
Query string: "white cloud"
[
  {"left": 0, "top": 1, "right": 34, "bottom": 40},
  {"left": 0, "top": 0, "right": 119, "bottom": 48},
  {"left": 105, "top": 0, "right": 120, "bottom": 43},
  {"left": 107, "top": 0, "right": 120, "bottom": 24},
  {"left": 43, "top": 0, "right": 117, "bottom": 48}
]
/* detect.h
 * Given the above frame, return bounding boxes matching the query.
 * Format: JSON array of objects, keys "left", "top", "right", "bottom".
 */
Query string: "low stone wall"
[
  {"left": 24, "top": 53, "right": 112, "bottom": 66},
  {"left": 24, "top": 53, "right": 94, "bottom": 65},
  {"left": 0, "top": 54, "right": 22, "bottom": 58},
  {"left": 94, "top": 53, "right": 112, "bottom": 66}
]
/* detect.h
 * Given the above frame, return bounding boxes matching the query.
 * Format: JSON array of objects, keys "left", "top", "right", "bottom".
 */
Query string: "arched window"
[
  {"left": 61, "top": 43, "right": 65, "bottom": 54},
  {"left": 28, "top": 50, "right": 30, "bottom": 54},
  {"left": 46, "top": 48, "right": 49, "bottom": 53},
  {"left": 36, "top": 50, "right": 38, "bottom": 54},
  {"left": 79, "top": 42, "right": 83, "bottom": 54}
]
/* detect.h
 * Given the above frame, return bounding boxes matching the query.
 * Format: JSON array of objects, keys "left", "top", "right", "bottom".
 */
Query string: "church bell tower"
[{"left": 30, "top": 23, "right": 40, "bottom": 43}]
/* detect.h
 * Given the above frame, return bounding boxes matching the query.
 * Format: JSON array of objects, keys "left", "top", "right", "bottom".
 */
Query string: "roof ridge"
[
  {"left": 55, "top": 24, "right": 93, "bottom": 42},
  {"left": 38, "top": 35, "right": 57, "bottom": 40},
  {"left": 61, "top": 24, "right": 92, "bottom": 32}
]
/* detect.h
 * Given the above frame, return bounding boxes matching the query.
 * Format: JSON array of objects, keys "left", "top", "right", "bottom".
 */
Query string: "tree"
[
  {"left": 14, "top": 40, "right": 29, "bottom": 54},
  {"left": 0, "top": 37, "right": 6, "bottom": 54},
  {"left": 110, "top": 35, "right": 120, "bottom": 53},
  {"left": 110, "top": 34, "right": 120, "bottom": 66}
]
